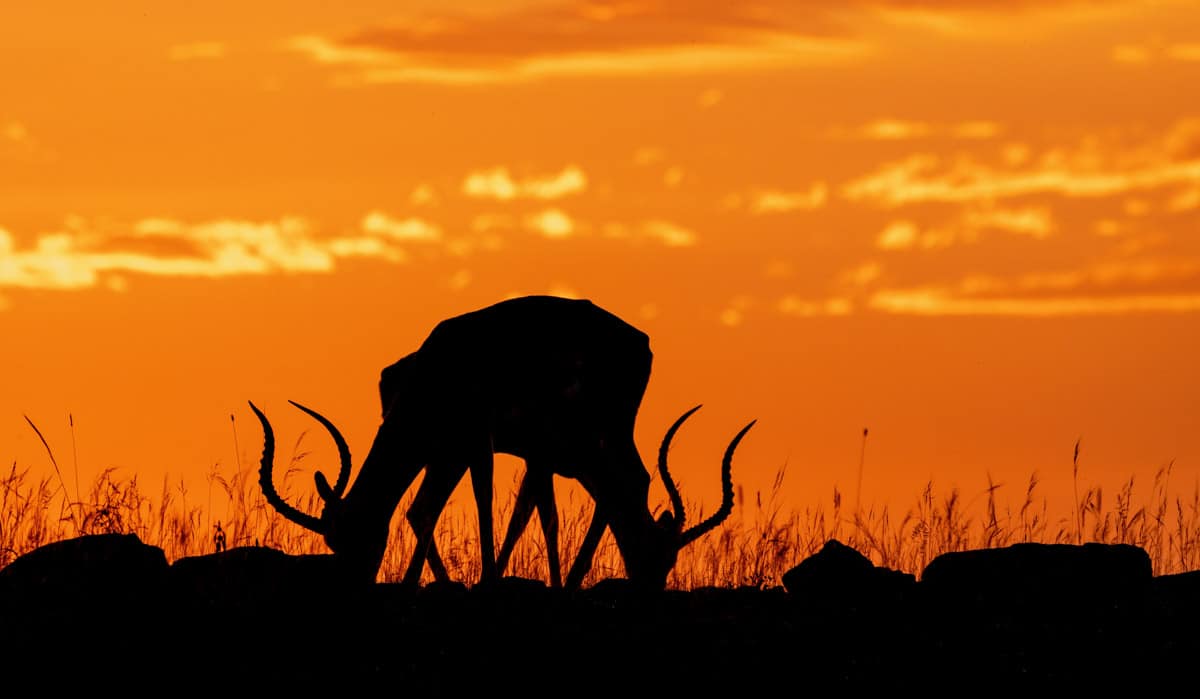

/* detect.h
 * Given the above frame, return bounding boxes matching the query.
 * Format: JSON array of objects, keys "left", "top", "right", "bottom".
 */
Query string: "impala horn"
[
  {"left": 656, "top": 404, "right": 756, "bottom": 547},
  {"left": 249, "top": 400, "right": 354, "bottom": 533}
]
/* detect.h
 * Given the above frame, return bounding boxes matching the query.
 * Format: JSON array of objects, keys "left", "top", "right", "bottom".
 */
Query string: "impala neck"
[
  {"left": 580, "top": 447, "right": 676, "bottom": 587},
  {"left": 343, "top": 416, "right": 421, "bottom": 529}
]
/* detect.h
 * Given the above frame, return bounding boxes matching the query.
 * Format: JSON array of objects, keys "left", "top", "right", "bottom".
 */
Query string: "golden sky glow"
[{"left": 2, "top": 0, "right": 1198, "bottom": 527}]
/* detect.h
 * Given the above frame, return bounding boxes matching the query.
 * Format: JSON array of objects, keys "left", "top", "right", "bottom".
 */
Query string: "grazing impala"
[{"left": 250, "top": 295, "right": 755, "bottom": 589}]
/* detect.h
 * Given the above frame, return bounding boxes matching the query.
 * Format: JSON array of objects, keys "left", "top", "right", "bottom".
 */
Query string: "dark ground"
[{"left": 1, "top": 537, "right": 1196, "bottom": 692}]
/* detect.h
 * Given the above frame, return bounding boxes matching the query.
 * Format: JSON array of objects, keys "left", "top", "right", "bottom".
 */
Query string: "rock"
[
  {"left": 169, "top": 546, "right": 352, "bottom": 605},
  {"left": 782, "top": 539, "right": 916, "bottom": 603},
  {"left": 920, "top": 542, "right": 1152, "bottom": 604},
  {"left": 0, "top": 533, "right": 168, "bottom": 604}
]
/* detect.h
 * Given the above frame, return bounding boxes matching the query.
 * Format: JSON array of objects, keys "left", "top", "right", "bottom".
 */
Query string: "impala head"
[
  {"left": 249, "top": 400, "right": 386, "bottom": 580},
  {"left": 619, "top": 405, "right": 756, "bottom": 590}
]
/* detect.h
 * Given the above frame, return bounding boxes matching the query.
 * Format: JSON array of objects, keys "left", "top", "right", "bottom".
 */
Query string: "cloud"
[
  {"left": 169, "top": 42, "right": 226, "bottom": 61},
  {"left": 1, "top": 121, "right": 42, "bottom": 160},
  {"left": 462, "top": 165, "right": 587, "bottom": 200},
  {"left": 641, "top": 220, "right": 698, "bottom": 247},
  {"left": 870, "top": 254, "right": 1200, "bottom": 316},
  {"left": 288, "top": 0, "right": 1136, "bottom": 85},
  {"left": 361, "top": 210, "right": 442, "bottom": 241},
  {"left": 843, "top": 261, "right": 883, "bottom": 286},
  {"left": 964, "top": 258, "right": 1200, "bottom": 295},
  {"left": 962, "top": 206, "right": 1053, "bottom": 238},
  {"left": 827, "top": 120, "right": 1001, "bottom": 141},
  {"left": 844, "top": 122, "right": 1200, "bottom": 207},
  {"left": 953, "top": 121, "right": 1002, "bottom": 139},
  {"left": 1112, "top": 44, "right": 1151, "bottom": 64},
  {"left": 877, "top": 220, "right": 919, "bottom": 249},
  {"left": 633, "top": 147, "right": 666, "bottom": 166},
  {"left": 1112, "top": 41, "right": 1200, "bottom": 64},
  {"left": 697, "top": 88, "right": 724, "bottom": 108},
  {"left": 1169, "top": 184, "right": 1200, "bottom": 212},
  {"left": 286, "top": 2, "right": 869, "bottom": 84},
  {"left": 526, "top": 209, "right": 575, "bottom": 238},
  {"left": 875, "top": 205, "right": 1052, "bottom": 251},
  {"left": 748, "top": 183, "right": 829, "bottom": 213},
  {"left": 603, "top": 220, "right": 699, "bottom": 247},
  {"left": 410, "top": 184, "right": 437, "bottom": 206},
  {"left": 448, "top": 269, "right": 471, "bottom": 290},
  {"left": 3, "top": 122, "right": 28, "bottom": 142},
  {"left": 0, "top": 215, "right": 443, "bottom": 295},
  {"left": 1170, "top": 43, "right": 1200, "bottom": 61},
  {"left": 778, "top": 295, "right": 853, "bottom": 317},
  {"left": 719, "top": 295, "right": 756, "bottom": 327},
  {"left": 869, "top": 288, "right": 1200, "bottom": 316},
  {"left": 861, "top": 119, "right": 931, "bottom": 140}
]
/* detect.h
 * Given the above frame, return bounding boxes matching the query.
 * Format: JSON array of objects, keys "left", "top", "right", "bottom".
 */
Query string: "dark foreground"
[{"left": 1, "top": 535, "right": 1196, "bottom": 691}]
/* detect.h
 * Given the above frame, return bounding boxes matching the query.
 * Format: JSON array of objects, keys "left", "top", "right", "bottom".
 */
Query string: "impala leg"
[
  {"left": 565, "top": 509, "right": 607, "bottom": 591},
  {"left": 424, "top": 539, "right": 451, "bottom": 583},
  {"left": 530, "top": 466, "right": 562, "bottom": 588},
  {"left": 496, "top": 469, "right": 538, "bottom": 577},
  {"left": 470, "top": 451, "right": 498, "bottom": 584},
  {"left": 499, "top": 464, "right": 561, "bottom": 586},
  {"left": 403, "top": 464, "right": 464, "bottom": 588}
]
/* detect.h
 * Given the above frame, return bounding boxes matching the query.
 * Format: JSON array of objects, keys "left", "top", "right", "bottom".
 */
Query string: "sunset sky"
[{"left": 2, "top": 0, "right": 1198, "bottom": 533}]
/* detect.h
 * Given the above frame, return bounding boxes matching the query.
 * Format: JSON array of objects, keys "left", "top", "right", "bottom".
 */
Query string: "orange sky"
[{"left": 2, "top": 0, "right": 1198, "bottom": 531}]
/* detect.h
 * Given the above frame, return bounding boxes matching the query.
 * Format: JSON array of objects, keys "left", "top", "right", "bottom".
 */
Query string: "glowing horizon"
[{"left": 2, "top": 0, "right": 1197, "bottom": 531}]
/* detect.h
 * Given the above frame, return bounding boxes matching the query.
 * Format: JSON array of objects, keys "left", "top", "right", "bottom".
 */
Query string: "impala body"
[{"left": 252, "top": 295, "right": 753, "bottom": 589}]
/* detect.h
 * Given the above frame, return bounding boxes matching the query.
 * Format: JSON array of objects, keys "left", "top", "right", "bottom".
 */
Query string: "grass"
[{"left": 2, "top": 433, "right": 1198, "bottom": 588}]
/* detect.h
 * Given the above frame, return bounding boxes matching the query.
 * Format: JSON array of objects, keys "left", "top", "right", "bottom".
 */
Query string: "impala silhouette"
[{"left": 250, "top": 295, "right": 754, "bottom": 589}]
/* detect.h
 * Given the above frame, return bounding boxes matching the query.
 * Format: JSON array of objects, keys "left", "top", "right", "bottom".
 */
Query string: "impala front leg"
[
  {"left": 497, "top": 461, "right": 561, "bottom": 587},
  {"left": 565, "top": 510, "right": 607, "bottom": 590},
  {"left": 469, "top": 446, "right": 498, "bottom": 585},
  {"left": 403, "top": 463, "right": 466, "bottom": 588}
]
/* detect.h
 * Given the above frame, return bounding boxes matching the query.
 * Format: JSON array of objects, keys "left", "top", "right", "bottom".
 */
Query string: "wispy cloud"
[
  {"left": 410, "top": 184, "right": 437, "bottom": 206},
  {"left": 965, "top": 258, "right": 1200, "bottom": 296},
  {"left": 603, "top": 220, "right": 699, "bottom": 247},
  {"left": 963, "top": 206, "right": 1053, "bottom": 238},
  {"left": 1112, "top": 41, "right": 1200, "bottom": 64},
  {"left": 870, "top": 288, "right": 1200, "bottom": 316},
  {"left": 874, "top": 205, "right": 1053, "bottom": 251},
  {"left": 826, "top": 119, "right": 1001, "bottom": 141},
  {"left": 462, "top": 165, "right": 587, "bottom": 200},
  {"left": 1169, "top": 184, "right": 1200, "bottom": 212},
  {"left": 844, "top": 120, "right": 1200, "bottom": 207},
  {"left": 361, "top": 210, "right": 441, "bottom": 241},
  {"left": 0, "top": 215, "right": 443, "bottom": 296},
  {"left": 525, "top": 209, "right": 575, "bottom": 238},
  {"left": 286, "top": 2, "right": 869, "bottom": 84},
  {"left": 3, "top": 122, "right": 29, "bottom": 142},
  {"left": 1, "top": 120, "right": 41, "bottom": 159},
  {"left": 747, "top": 183, "right": 829, "bottom": 213},
  {"left": 287, "top": 0, "right": 1135, "bottom": 85},
  {"left": 641, "top": 220, "right": 698, "bottom": 247},
  {"left": 869, "top": 253, "right": 1200, "bottom": 316},
  {"left": 168, "top": 42, "right": 227, "bottom": 61},
  {"left": 778, "top": 295, "right": 853, "bottom": 317},
  {"left": 877, "top": 220, "right": 920, "bottom": 250}
]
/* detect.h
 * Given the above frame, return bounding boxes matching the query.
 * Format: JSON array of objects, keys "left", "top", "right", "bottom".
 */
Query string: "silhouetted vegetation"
[{"left": 3, "top": 457, "right": 1196, "bottom": 585}]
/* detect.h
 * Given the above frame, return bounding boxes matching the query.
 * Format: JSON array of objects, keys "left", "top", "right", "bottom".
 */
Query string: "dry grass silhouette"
[{"left": 4, "top": 450, "right": 1197, "bottom": 587}]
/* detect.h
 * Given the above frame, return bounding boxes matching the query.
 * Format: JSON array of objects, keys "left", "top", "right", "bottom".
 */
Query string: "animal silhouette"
[{"left": 251, "top": 295, "right": 754, "bottom": 589}]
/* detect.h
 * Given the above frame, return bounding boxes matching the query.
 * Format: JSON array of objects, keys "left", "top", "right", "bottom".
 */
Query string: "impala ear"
[{"left": 656, "top": 510, "right": 678, "bottom": 532}]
